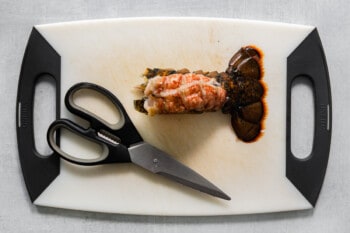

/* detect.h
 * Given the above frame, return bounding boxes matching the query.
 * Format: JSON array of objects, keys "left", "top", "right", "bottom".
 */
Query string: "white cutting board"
[{"left": 33, "top": 18, "right": 314, "bottom": 215}]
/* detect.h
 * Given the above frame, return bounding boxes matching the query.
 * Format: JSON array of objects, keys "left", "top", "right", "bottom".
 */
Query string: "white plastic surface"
[{"left": 33, "top": 18, "right": 313, "bottom": 215}]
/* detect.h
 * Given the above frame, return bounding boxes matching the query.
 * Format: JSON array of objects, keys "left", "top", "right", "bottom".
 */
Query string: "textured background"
[{"left": 1, "top": 0, "right": 349, "bottom": 232}]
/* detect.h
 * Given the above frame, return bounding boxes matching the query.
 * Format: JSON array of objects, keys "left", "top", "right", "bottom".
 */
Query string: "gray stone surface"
[{"left": 1, "top": 0, "right": 349, "bottom": 232}]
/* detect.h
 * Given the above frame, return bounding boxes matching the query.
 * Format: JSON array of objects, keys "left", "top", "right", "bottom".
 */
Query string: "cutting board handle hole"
[
  {"left": 291, "top": 76, "right": 315, "bottom": 160},
  {"left": 33, "top": 74, "right": 56, "bottom": 157}
]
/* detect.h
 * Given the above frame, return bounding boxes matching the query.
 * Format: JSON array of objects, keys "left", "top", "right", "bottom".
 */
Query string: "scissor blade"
[{"left": 128, "top": 142, "right": 230, "bottom": 201}]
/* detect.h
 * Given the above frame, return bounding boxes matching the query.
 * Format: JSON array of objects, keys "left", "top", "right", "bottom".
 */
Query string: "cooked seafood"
[
  {"left": 134, "top": 46, "right": 266, "bottom": 142},
  {"left": 135, "top": 72, "right": 226, "bottom": 115}
]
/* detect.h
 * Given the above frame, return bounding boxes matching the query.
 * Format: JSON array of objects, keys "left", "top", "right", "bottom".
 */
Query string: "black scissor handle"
[
  {"left": 47, "top": 119, "right": 131, "bottom": 166},
  {"left": 65, "top": 82, "right": 143, "bottom": 147}
]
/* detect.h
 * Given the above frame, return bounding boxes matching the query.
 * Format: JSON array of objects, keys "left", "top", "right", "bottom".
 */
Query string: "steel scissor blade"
[{"left": 128, "top": 142, "right": 230, "bottom": 201}]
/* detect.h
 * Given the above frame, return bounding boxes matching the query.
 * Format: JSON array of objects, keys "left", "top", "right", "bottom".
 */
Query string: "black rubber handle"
[
  {"left": 65, "top": 82, "right": 143, "bottom": 147},
  {"left": 16, "top": 28, "right": 60, "bottom": 202},
  {"left": 47, "top": 119, "right": 131, "bottom": 166},
  {"left": 286, "top": 28, "right": 332, "bottom": 206}
]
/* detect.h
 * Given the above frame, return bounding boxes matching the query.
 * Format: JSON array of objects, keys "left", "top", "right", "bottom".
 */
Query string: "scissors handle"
[
  {"left": 47, "top": 119, "right": 131, "bottom": 166},
  {"left": 65, "top": 82, "right": 143, "bottom": 147},
  {"left": 47, "top": 82, "right": 142, "bottom": 166}
]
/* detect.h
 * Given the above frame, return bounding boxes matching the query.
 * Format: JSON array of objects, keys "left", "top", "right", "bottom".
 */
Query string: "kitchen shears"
[{"left": 47, "top": 82, "right": 230, "bottom": 200}]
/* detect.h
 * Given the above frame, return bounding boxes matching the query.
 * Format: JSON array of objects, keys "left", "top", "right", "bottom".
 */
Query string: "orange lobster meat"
[{"left": 141, "top": 73, "right": 226, "bottom": 115}]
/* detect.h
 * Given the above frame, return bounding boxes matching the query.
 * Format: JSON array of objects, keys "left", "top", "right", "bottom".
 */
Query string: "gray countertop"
[{"left": 1, "top": 0, "right": 349, "bottom": 232}]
